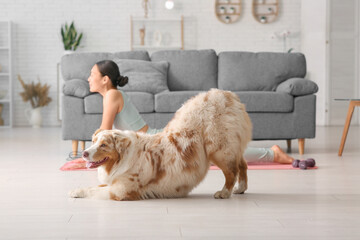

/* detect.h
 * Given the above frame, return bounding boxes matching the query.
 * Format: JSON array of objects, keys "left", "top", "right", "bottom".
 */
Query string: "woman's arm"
[{"left": 100, "top": 90, "right": 123, "bottom": 130}]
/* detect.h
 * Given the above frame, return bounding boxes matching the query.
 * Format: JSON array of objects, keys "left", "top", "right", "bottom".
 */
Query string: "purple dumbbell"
[
  {"left": 299, "top": 160, "right": 308, "bottom": 170},
  {"left": 292, "top": 159, "right": 300, "bottom": 168},
  {"left": 305, "top": 158, "right": 316, "bottom": 168}
]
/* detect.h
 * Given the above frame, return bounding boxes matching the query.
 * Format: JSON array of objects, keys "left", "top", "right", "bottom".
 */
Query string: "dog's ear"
[
  {"left": 92, "top": 128, "right": 104, "bottom": 141},
  {"left": 93, "top": 128, "right": 104, "bottom": 137},
  {"left": 112, "top": 131, "right": 132, "bottom": 153}
]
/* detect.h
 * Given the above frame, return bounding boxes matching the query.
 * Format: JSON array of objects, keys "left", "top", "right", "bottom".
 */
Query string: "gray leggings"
[{"left": 146, "top": 127, "right": 274, "bottom": 163}]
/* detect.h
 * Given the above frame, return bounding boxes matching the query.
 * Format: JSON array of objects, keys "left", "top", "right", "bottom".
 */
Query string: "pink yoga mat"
[{"left": 60, "top": 158, "right": 318, "bottom": 171}]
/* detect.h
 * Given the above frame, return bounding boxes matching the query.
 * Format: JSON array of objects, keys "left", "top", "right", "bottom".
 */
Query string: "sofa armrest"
[
  {"left": 63, "top": 79, "right": 91, "bottom": 98},
  {"left": 276, "top": 78, "right": 318, "bottom": 96}
]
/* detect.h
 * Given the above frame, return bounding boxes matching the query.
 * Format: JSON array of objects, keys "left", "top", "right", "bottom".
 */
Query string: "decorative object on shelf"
[
  {"left": 60, "top": 21, "right": 83, "bottom": 52},
  {"left": 260, "top": 16, "right": 267, "bottom": 23},
  {"left": 153, "top": 30, "right": 162, "bottom": 46},
  {"left": 142, "top": 0, "right": 150, "bottom": 18},
  {"left": 225, "top": 16, "right": 231, "bottom": 23},
  {"left": 229, "top": 7, "right": 236, "bottom": 14},
  {"left": 215, "top": 0, "right": 242, "bottom": 24},
  {"left": 219, "top": 6, "right": 226, "bottom": 14},
  {"left": 0, "top": 104, "right": 3, "bottom": 126},
  {"left": 165, "top": 0, "right": 174, "bottom": 10},
  {"left": 139, "top": 27, "right": 146, "bottom": 45},
  {"left": 0, "top": 90, "right": 7, "bottom": 99},
  {"left": 17, "top": 75, "right": 52, "bottom": 128},
  {"left": 271, "top": 29, "right": 293, "bottom": 52},
  {"left": 252, "top": 0, "right": 279, "bottom": 24}
]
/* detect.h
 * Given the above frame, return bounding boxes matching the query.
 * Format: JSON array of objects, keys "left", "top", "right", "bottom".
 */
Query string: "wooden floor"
[{"left": 0, "top": 126, "right": 359, "bottom": 239}]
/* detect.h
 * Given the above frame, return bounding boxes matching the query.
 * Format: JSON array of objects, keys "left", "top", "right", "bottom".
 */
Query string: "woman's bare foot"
[{"left": 271, "top": 145, "right": 294, "bottom": 164}]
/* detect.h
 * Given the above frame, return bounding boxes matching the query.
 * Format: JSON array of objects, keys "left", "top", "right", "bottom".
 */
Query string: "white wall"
[
  {"left": 0, "top": 0, "right": 302, "bottom": 127},
  {"left": 300, "top": 0, "right": 328, "bottom": 126}
]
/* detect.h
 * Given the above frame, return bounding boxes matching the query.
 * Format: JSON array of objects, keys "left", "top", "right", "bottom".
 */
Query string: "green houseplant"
[{"left": 61, "top": 21, "right": 83, "bottom": 51}]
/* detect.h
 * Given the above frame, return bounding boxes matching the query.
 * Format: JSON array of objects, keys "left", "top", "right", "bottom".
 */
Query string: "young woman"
[{"left": 88, "top": 60, "right": 293, "bottom": 164}]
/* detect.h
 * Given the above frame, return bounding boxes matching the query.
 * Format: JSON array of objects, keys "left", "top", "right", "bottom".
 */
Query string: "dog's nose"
[{"left": 82, "top": 151, "right": 89, "bottom": 158}]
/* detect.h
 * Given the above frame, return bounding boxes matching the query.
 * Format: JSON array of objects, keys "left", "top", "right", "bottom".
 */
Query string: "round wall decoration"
[
  {"left": 215, "top": 0, "right": 242, "bottom": 24},
  {"left": 252, "top": 0, "right": 279, "bottom": 24}
]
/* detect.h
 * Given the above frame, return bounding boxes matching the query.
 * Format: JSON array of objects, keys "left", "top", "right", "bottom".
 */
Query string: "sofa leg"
[
  {"left": 72, "top": 140, "right": 78, "bottom": 156},
  {"left": 80, "top": 141, "right": 86, "bottom": 151},
  {"left": 298, "top": 138, "right": 305, "bottom": 155},
  {"left": 286, "top": 140, "right": 292, "bottom": 153}
]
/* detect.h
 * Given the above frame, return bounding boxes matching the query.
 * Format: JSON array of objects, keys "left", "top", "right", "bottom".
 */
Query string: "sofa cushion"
[
  {"left": 114, "top": 59, "right": 169, "bottom": 94},
  {"left": 61, "top": 51, "right": 150, "bottom": 81},
  {"left": 276, "top": 78, "right": 319, "bottom": 96},
  {"left": 126, "top": 92, "right": 155, "bottom": 113},
  {"left": 233, "top": 91, "right": 294, "bottom": 113},
  {"left": 155, "top": 90, "right": 293, "bottom": 113},
  {"left": 218, "top": 52, "right": 307, "bottom": 91},
  {"left": 155, "top": 91, "right": 204, "bottom": 112},
  {"left": 63, "top": 79, "right": 90, "bottom": 98},
  {"left": 151, "top": 49, "right": 218, "bottom": 91},
  {"left": 84, "top": 91, "right": 154, "bottom": 114}
]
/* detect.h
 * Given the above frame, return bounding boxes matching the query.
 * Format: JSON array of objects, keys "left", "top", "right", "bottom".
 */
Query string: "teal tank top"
[{"left": 113, "top": 90, "right": 163, "bottom": 135}]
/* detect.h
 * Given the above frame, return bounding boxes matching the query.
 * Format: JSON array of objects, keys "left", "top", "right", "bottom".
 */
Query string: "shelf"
[
  {"left": 215, "top": 3, "right": 241, "bottom": 6},
  {"left": 132, "top": 45, "right": 182, "bottom": 50},
  {"left": 130, "top": 15, "right": 184, "bottom": 51},
  {"left": 131, "top": 17, "right": 182, "bottom": 22},
  {"left": 258, "top": 13, "right": 277, "bottom": 16},
  {"left": 217, "top": 13, "right": 241, "bottom": 16},
  {"left": 0, "top": 20, "right": 12, "bottom": 127},
  {"left": 253, "top": 3, "right": 278, "bottom": 5}
]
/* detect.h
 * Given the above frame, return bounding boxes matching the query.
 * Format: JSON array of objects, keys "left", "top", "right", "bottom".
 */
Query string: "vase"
[
  {"left": 139, "top": 28, "right": 146, "bottom": 46},
  {"left": 0, "top": 104, "right": 4, "bottom": 126},
  {"left": 25, "top": 107, "right": 43, "bottom": 128}
]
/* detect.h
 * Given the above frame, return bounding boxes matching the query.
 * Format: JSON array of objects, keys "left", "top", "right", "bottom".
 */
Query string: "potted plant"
[
  {"left": 61, "top": 21, "right": 83, "bottom": 54},
  {"left": 18, "top": 75, "right": 52, "bottom": 128}
]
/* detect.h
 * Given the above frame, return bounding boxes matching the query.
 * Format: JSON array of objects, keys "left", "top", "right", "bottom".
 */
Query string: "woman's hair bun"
[{"left": 117, "top": 75, "right": 128, "bottom": 87}]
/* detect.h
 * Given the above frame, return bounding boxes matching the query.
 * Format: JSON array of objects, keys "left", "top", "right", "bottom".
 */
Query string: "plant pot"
[
  {"left": 63, "top": 50, "right": 75, "bottom": 55},
  {"left": 25, "top": 107, "right": 43, "bottom": 128}
]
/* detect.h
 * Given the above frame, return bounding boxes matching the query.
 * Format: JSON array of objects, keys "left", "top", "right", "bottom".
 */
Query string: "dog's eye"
[{"left": 100, "top": 144, "right": 106, "bottom": 148}]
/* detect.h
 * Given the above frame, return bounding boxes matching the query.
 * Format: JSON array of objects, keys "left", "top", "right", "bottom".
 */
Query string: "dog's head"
[{"left": 82, "top": 129, "right": 132, "bottom": 170}]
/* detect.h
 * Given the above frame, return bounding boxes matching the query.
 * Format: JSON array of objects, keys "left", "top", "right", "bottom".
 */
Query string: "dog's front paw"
[
  {"left": 233, "top": 182, "right": 247, "bottom": 194},
  {"left": 214, "top": 189, "right": 231, "bottom": 199},
  {"left": 69, "top": 188, "right": 86, "bottom": 198}
]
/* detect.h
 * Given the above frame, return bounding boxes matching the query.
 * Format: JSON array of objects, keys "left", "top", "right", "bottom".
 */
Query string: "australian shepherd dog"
[{"left": 69, "top": 89, "right": 252, "bottom": 200}]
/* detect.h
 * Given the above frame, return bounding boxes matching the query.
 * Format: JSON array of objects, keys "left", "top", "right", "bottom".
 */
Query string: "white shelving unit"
[
  {"left": 130, "top": 16, "right": 184, "bottom": 52},
  {"left": 0, "top": 21, "right": 12, "bottom": 128}
]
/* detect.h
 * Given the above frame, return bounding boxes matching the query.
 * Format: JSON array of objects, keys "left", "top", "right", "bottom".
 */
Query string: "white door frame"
[
  {"left": 326, "top": 0, "right": 360, "bottom": 125},
  {"left": 325, "top": 0, "right": 331, "bottom": 126},
  {"left": 357, "top": 0, "right": 360, "bottom": 125}
]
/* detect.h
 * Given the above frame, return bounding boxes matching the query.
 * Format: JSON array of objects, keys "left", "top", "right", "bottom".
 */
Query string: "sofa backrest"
[
  {"left": 151, "top": 49, "right": 218, "bottom": 91},
  {"left": 61, "top": 51, "right": 150, "bottom": 81},
  {"left": 218, "top": 52, "right": 306, "bottom": 91}
]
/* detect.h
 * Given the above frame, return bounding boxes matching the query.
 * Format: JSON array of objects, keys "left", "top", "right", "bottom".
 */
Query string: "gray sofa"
[{"left": 61, "top": 49, "right": 318, "bottom": 155}]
